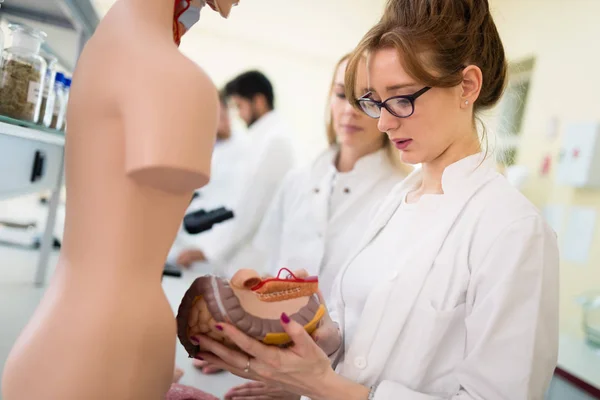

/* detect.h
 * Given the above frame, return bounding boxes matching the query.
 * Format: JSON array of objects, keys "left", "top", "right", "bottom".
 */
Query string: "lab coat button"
[
  {"left": 354, "top": 357, "right": 367, "bottom": 369},
  {"left": 313, "top": 188, "right": 320, "bottom": 193}
]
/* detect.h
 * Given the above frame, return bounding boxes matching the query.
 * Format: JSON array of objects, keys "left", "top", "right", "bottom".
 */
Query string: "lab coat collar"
[
  {"left": 324, "top": 147, "right": 390, "bottom": 179},
  {"left": 310, "top": 147, "right": 400, "bottom": 235},
  {"left": 440, "top": 152, "right": 494, "bottom": 194},
  {"left": 247, "top": 110, "right": 280, "bottom": 137},
  {"left": 362, "top": 151, "right": 496, "bottom": 242}
]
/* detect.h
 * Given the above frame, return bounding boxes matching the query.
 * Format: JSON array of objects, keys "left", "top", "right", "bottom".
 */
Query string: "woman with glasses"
[
  {"left": 191, "top": 1, "right": 559, "bottom": 399},
  {"left": 193, "top": 53, "right": 411, "bottom": 380}
]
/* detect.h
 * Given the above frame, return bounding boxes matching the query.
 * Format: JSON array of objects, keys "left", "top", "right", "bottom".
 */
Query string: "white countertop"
[
  {"left": 0, "top": 120, "right": 65, "bottom": 147},
  {"left": 558, "top": 333, "right": 600, "bottom": 389}
]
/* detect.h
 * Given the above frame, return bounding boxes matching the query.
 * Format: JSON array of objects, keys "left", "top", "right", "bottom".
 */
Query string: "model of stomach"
[{"left": 176, "top": 268, "right": 325, "bottom": 357}]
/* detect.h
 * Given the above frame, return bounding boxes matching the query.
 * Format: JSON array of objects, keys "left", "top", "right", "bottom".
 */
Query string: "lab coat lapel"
[
  {"left": 343, "top": 165, "right": 499, "bottom": 384},
  {"left": 311, "top": 167, "right": 336, "bottom": 235},
  {"left": 330, "top": 170, "right": 421, "bottom": 365},
  {"left": 355, "top": 170, "right": 423, "bottom": 248},
  {"left": 328, "top": 173, "right": 392, "bottom": 226}
]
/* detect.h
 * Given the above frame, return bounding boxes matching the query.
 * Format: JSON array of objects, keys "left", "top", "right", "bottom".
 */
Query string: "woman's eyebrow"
[{"left": 367, "top": 82, "right": 418, "bottom": 92}]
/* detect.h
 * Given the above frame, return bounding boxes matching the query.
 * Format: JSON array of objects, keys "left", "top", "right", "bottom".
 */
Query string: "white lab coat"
[
  {"left": 192, "top": 132, "right": 250, "bottom": 210},
  {"left": 233, "top": 147, "right": 405, "bottom": 300},
  {"left": 167, "top": 132, "right": 249, "bottom": 262},
  {"left": 325, "top": 153, "right": 559, "bottom": 400},
  {"left": 204, "top": 111, "right": 296, "bottom": 267}
]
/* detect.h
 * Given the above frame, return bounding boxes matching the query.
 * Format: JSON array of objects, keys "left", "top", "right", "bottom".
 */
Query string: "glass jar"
[
  {"left": 40, "top": 52, "right": 57, "bottom": 127},
  {"left": 50, "top": 72, "right": 65, "bottom": 130},
  {"left": 0, "top": 26, "right": 4, "bottom": 63},
  {"left": 0, "top": 24, "right": 48, "bottom": 123},
  {"left": 60, "top": 77, "right": 72, "bottom": 131}
]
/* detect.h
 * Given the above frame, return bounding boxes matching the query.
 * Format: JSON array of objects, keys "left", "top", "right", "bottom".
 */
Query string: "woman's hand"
[
  {"left": 176, "top": 248, "right": 206, "bottom": 268},
  {"left": 193, "top": 314, "right": 341, "bottom": 400},
  {"left": 257, "top": 270, "right": 341, "bottom": 357},
  {"left": 224, "top": 381, "right": 300, "bottom": 400}
]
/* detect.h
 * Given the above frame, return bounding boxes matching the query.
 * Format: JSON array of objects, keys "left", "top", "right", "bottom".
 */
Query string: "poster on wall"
[{"left": 561, "top": 206, "right": 597, "bottom": 264}]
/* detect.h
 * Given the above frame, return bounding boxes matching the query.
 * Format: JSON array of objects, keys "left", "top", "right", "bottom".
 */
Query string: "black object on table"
[
  {"left": 163, "top": 262, "right": 183, "bottom": 278},
  {"left": 182, "top": 207, "right": 234, "bottom": 234},
  {"left": 162, "top": 206, "right": 235, "bottom": 279}
]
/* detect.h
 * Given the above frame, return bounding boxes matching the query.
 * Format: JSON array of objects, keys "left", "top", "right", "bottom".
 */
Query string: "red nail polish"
[
  {"left": 196, "top": 355, "right": 204, "bottom": 361},
  {"left": 281, "top": 313, "right": 290, "bottom": 324},
  {"left": 215, "top": 324, "right": 223, "bottom": 331},
  {"left": 190, "top": 336, "right": 199, "bottom": 344}
]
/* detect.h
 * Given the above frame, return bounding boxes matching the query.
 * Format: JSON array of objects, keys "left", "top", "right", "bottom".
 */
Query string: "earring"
[{"left": 465, "top": 100, "right": 469, "bottom": 105}]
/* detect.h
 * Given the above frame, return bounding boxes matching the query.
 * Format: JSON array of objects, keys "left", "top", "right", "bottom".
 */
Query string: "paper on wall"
[{"left": 561, "top": 206, "right": 597, "bottom": 265}]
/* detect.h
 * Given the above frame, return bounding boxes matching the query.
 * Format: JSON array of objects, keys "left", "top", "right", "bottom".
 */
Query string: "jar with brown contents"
[{"left": 0, "top": 24, "right": 47, "bottom": 123}]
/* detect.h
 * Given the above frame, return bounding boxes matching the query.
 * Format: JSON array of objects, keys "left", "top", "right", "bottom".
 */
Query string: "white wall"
[
  {"left": 93, "top": 0, "right": 388, "bottom": 162},
  {"left": 489, "top": 0, "right": 600, "bottom": 337},
  {"left": 179, "top": 32, "right": 337, "bottom": 162}
]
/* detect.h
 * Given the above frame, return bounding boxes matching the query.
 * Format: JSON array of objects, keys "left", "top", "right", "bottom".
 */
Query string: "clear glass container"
[
  {"left": 0, "top": 26, "right": 4, "bottom": 63},
  {"left": 50, "top": 72, "right": 65, "bottom": 131},
  {"left": 577, "top": 291, "right": 600, "bottom": 347},
  {"left": 0, "top": 24, "right": 48, "bottom": 123},
  {"left": 40, "top": 52, "right": 57, "bottom": 127},
  {"left": 57, "top": 76, "right": 71, "bottom": 132}
]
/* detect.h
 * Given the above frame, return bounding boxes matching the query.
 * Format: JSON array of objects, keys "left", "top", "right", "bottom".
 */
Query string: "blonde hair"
[
  {"left": 345, "top": 0, "right": 509, "bottom": 163},
  {"left": 325, "top": 54, "right": 413, "bottom": 176}
]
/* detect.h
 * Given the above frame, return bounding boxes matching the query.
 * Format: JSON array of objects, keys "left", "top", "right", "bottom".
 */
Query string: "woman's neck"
[{"left": 336, "top": 140, "right": 383, "bottom": 173}]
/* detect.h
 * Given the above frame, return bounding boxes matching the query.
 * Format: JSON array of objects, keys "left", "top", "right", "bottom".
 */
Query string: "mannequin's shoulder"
[{"left": 120, "top": 52, "right": 216, "bottom": 110}]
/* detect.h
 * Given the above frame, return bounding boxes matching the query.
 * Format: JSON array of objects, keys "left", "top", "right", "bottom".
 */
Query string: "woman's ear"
[{"left": 460, "top": 65, "right": 483, "bottom": 108}]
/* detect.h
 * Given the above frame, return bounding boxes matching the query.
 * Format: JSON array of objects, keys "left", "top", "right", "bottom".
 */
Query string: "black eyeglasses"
[{"left": 356, "top": 86, "right": 431, "bottom": 119}]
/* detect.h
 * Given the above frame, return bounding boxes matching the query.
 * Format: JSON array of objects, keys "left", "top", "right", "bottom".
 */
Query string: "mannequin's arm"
[{"left": 122, "top": 62, "right": 218, "bottom": 194}]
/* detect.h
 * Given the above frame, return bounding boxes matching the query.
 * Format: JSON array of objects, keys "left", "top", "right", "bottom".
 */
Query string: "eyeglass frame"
[{"left": 355, "top": 86, "right": 432, "bottom": 119}]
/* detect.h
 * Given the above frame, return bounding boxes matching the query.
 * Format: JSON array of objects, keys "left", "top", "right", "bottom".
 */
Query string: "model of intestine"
[{"left": 176, "top": 268, "right": 325, "bottom": 357}]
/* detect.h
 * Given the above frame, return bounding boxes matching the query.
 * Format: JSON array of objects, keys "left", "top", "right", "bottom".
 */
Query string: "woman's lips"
[
  {"left": 393, "top": 138, "right": 413, "bottom": 150},
  {"left": 340, "top": 124, "right": 363, "bottom": 134}
]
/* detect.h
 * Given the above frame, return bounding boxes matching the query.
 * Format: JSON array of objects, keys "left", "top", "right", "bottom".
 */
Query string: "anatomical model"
[
  {"left": 2, "top": 0, "right": 239, "bottom": 399},
  {"left": 177, "top": 268, "right": 326, "bottom": 357}
]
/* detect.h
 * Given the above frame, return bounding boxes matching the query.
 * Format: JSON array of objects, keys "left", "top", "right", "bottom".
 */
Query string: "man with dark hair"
[
  {"left": 176, "top": 71, "right": 295, "bottom": 281},
  {"left": 224, "top": 70, "right": 274, "bottom": 126}
]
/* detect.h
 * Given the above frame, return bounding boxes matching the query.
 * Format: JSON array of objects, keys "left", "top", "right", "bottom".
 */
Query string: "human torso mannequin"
[{"left": 2, "top": 0, "right": 218, "bottom": 398}]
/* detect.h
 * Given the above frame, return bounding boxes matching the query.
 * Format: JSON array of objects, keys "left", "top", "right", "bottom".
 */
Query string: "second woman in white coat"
[
  {"left": 247, "top": 53, "right": 411, "bottom": 300},
  {"left": 219, "top": 53, "right": 411, "bottom": 300}
]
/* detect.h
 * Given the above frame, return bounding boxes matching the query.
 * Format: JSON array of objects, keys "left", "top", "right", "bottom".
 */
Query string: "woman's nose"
[{"left": 377, "top": 108, "right": 399, "bottom": 133}]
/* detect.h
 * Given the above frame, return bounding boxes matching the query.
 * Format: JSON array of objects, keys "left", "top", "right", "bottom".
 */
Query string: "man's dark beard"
[
  {"left": 246, "top": 103, "right": 261, "bottom": 127},
  {"left": 216, "top": 130, "right": 230, "bottom": 141}
]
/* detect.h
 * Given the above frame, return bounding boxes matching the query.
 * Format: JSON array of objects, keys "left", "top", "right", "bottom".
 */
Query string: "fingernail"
[
  {"left": 314, "top": 336, "right": 319, "bottom": 342},
  {"left": 190, "top": 336, "right": 199, "bottom": 344},
  {"left": 281, "top": 313, "right": 290, "bottom": 324},
  {"left": 196, "top": 355, "right": 204, "bottom": 361},
  {"left": 215, "top": 324, "right": 224, "bottom": 331}
]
